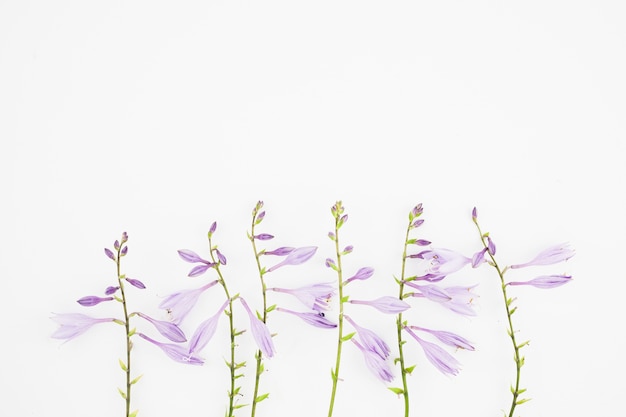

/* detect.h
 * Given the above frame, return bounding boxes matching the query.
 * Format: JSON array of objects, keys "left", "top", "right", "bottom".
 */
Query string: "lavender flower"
[
  {"left": 104, "top": 286, "right": 119, "bottom": 295},
  {"left": 404, "top": 326, "right": 460, "bottom": 376},
  {"left": 137, "top": 333, "right": 204, "bottom": 365},
  {"left": 50, "top": 313, "right": 115, "bottom": 341},
  {"left": 264, "top": 247, "right": 295, "bottom": 256},
  {"left": 276, "top": 307, "right": 338, "bottom": 329},
  {"left": 408, "top": 326, "right": 474, "bottom": 351},
  {"left": 104, "top": 248, "right": 115, "bottom": 261},
  {"left": 268, "top": 283, "right": 335, "bottom": 311},
  {"left": 240, "top": 298, "right": 275, "bottom": 358},
  {"left": 345, "top": 315, "right": 390, "bottom": 359},
  {"left": 125, "top": 278, "right": 146, "bottom": 289},
  {"left": 177, "top": 249, "right": 217, "bottom": 277},
  {"left": 266, "top": 246, "right": 318, "bottom": 272},
  {"left": 254, "top": 233, "right": 274, "bottom": 241},
  {"left": 344, "top": 267, "right": 374, "bottom": 284},
  {"left": 76, "top": 296, "right": 114, "bottom": 307},
  {"left": 159, "top": 280, "right": 219, "bottom": 325},
  {"left": 510, "top": 243, "right": 575, "bottom": 269},
  {"left": 135, "top": 312, "right": 187, "bottom": 343},
  {"left": 415, "top": 248, "right": 471, "bottom": 281},
  {"left": 408, "top": 283, "right": 478, "bottom": 316},
  {"left": 351, "top": 339, "right": 394, "bottom": 382},
  {"left": 507, "top": 274, "right": 572, "bottom": 289},
  {"left": 349, "top": 296, "right": 410, "bottom": 314},
  {"left": 188, "top": 299, "right": 230, "bottom": 354}
]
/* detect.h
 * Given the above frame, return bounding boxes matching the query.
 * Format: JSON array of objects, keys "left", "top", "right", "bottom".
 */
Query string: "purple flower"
[
  {"left": 215, "top": 249, "right": 227, "bottom": 265},
  {"left": 507, "top": 274, "right": 572, "bottom": 289},
  {"left": 125, "top": 278, "right": 146, "bottom": 289},
  {"left": 349, "top": 296, "right": 410, "bottom": 314},
  {"left": 104, "top": 286, "right": 119, "bottom": 295},
  {"left": 404, "top": 326, "right": 460, "bottom": 376},
  {"left": 239, "top": 298, "right": 275, "bottom": 358},
  {"left": 408, "top": 326, "right": 474, "bottom": 351},
  {"left": 104, "top": 248, "right": 115, "bottom": 261},
  {"left": 345, "top": 315, "right": 390, "bottom": 359},
  {"left": 415, "top": 248, "right": 471, "bottom": 281},
  {"left": 50, "top": 313, "right": 115, "bottom": 341},
  {"left": 269, "top": 283, "right": 335, "bottom": 311},
  {"left": 137, "top": 333, "right": 204, "bottom": 365},
  {"left": 351, "top": 339, "right": 394, "bottom": 382},
  {"left": 408, "top": 283, "right": 478, "bottom": 316},
  {"left": 254, "top": 233, "right": 274, "bottom": 241},
  {"left": 188, "top": 299, "right": 230, "bottom": 354},
  {"left": 209, "top": 221, "right": 217, "bottom": 236},
  {"left": 267, "top": 246, "right": 317, "bottom": 272},
  {"left": 77, "top": 296, "right": 114, "bottom": 307},
  {"left": 177, "top": 249, "right": 217, "bottom": 277},
  {"left": 264, "top": 247, "right": 295, "bottom": 256},
  {"left": 120, "top": 246, "right": 128, "bottom": 256},
  {"left": 471, "top": 248, "right": 488, "bottom": 268},
  {"left": 159, "top": 280, "right": 219, "bottom": 325},
  {"left": 136, "top": 313, "right": 187, "bottom": 343},
  {"left": 487, "top": 237, "right": 496, "bottom": 255},
  {"left": 344, "top": 267, "right": 374, "bottom": 284},
  {"left": 276, "top": 307, "right": 337, "bottom": 329},
  {"left": 404, "top": 282, "right": 451, "bottom": 303},
  {"left": 510, "top": 243, "right": 575, "bottom": 269}
]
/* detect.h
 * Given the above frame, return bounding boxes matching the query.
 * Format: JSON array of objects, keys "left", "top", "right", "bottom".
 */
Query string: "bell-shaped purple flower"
[
  {"left": 351, "top": 339, "right": 394, "bottom": 382},
  {"left": 344, "top": 267, "right": 375, "bottom": 284},
  {"left": 404, "top": 326, "right": 460, "bottom": 376},
  {"left": 104, "top": 286, "right": 119, "bottom": 295},
  {"left": 416, "top": 248, "right": 471, "bottom": 281},
  {"left": 77, "top": 296, "right": 114, "bottom": 307},
  {"left": 264, "top": 247, "right": 295, "bottom": 256},
  {"left": 239, "top": 298, "right": 275, "bottom": 358},
  {"left": 507, "top": 274, "right": 572, "bottom": 289},
  {"left": 408, "top": 283, "right": 478, "bottom": 316},
  {"left": 267, "top": 246, "right": 317, "bottom": 272},
  {"left": 51, "top": 313, "right": 115, "bottom": 341},
  {"left": 137, "top": 333, "right": 204, "bottom": 365},
  {"left": 345, "top": 315, "right": 390, "bottom": 359},
  {"left": 177, "top": 249, "right": 217, "bottom": 277},
  {"left": 510, "top": 243, "right": 575, "bottom": 269},
  {"left": 349, "top": 296, "right": 410, "bottom": 314},
  {"left": 269, "top": 283, "right": 335, "bottom": 311},
  {"left": 159, "top": 280, "right": 219, "bottom": 325},
  {"left": 276, "top": 307, "right": 337, "bottom": 329},
  {"left": 136, "top": 312, "right": 187, "bottom": 343},
  {"left": 408, "top": 326, "right": 474, "bottom": 351},
  {"left": 188, "top": 299, "right": 230, "bottom": 354}
]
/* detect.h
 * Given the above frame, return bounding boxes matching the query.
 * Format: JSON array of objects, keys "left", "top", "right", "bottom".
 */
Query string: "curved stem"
[
  {"left": 327, "top": 208, "right": 344, "bottom": 417},
  {"left": 396, "top": 222, "right": 412, "bottom": 417},
  {"left": 116, "top": 244, "right": 132, "bottom": 417}
]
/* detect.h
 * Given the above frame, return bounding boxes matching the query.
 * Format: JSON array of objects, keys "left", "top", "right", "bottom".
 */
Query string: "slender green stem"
[
  {"left": 327, "top": 204, "right": 345, "bottom": 417},
  {"left": 249, "top": 210, "right": 267, "bottom": 417},
  {"left": 396, "top": 221, "right": 413, "bottom": 417},
  {"left": 474, "top": 223, "right": 524, "bottom": 417},
  {"left": 115, "top": 243, "right": 132, "bottom": 417}
]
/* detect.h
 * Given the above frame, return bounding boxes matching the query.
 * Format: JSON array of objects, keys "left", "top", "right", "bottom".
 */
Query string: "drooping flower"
[
  {"left": 507, "top": 274, "right": 572, "bottom": 289},
  {"left": 404, "top": 326, "right": 460, "bottom": 376},
  {"left": 135, "top": 312, "right": 187, "bottom": 343},
  {"left": 510, "top": 243, "right": 575, "bottom": 269},
  {"left": 344, "top": 267, "right": 375, "bottom": 284},
  {"left": 264, "top": 247, "right": 295, "bottom": 256},
  {"left": 404, "top": 282, "right": 451, "bottom": 303},
  {"left": 351, "top": 338, "right": 394, "bottom": 382},
  {"left": 50, "top": 313, "right": 115, "bottom": 341},
  {"left": 414, "top": 248, "right": 471, "bottom": 281},
  {"left": 276, "top": 307, "right": 338, "bottom": 329},
  {"left": 471, "top": 247, "right": 488, "bottom": 268},
  {"left": 345, "top": 315, "right": 390, "bottom": 359},
  {"left": 268, "top": 283, "right": 335, "bottom": 311},
  {"left": 408, "top": 283, "right": 478, "bottom": 316},
  {"left": 76, "top": 296, "right": 114, "bottom": 307},
  {"left": 239, "top": 298, "right": 275, "bottom": 358},
  {"left": 159, "top": 280, "right": 219, "bottom": 325},
  {"left": 137, "top": 333, "right": 204, "bottom": 365},
  {"left": 188, "top": 299, "right": 230, "bottom": 354},
  {"left": 266, "top": 246, "right": 318, "bottom": 272},
  {"left": 408, "top": 326, "right": 474, "bottom": 351},
  {"left": 349, "top": 296, "right": 410, "bottom": 314},
  {"left": 177, "top": 249, "right": 217, "bottom": 277}
]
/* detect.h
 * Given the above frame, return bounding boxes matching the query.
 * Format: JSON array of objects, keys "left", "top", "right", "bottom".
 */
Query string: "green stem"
[
  {"left": 396, "top": 222, "right": 412, "bottom": 417},
  {"left": 116, "top": 245, "right": 132, "bottom": 417},
  {"left": 327, "top": 208, "right": 344, "bottom": 417}
]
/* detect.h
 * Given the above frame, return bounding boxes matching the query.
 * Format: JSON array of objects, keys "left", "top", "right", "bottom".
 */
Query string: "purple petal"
[
  {"left": 264, "top": 247, "right": 295, "bottom": 256},
  {"left": 188, "top": 263, "right": 212, "bottom": 277},
  {"left": 349, "top": 296, "right": 410, "bottom": 314},
  {"left": 137, "top": 333, "right": 204, "bottom": 365},
  {"left": 404, "top": 327, "right": 460, "bottom": 376},
  {"left": 77, "top": 296, "right": 114, "bottom": 307},
  {"left": 51, "top": 313, "right": 114, "bottom": 341},
  {"left": 409, "top": 326, "right": 474, "bottom": 351},
  {"left": 240, "top": 298, "right": 275, "bottom": 357},
  {"left": 104, "top": 248, "right": 115, "bottom": 260},
  {"left": 178, "top": 249, "right": 206, "bottom": 263},
  {"left": 508, "top": 274, "right": 572, "bottom": 289},
  {"left": 351, "top": 339, "right": 394, "bottom": 382},
  {"left": 276, "top": 307, "right": 337, "bottom": 329},
  {"left": 137, "top": 313, "right": 187, "bottom": 343},
  {"left": 510, "top": 243, "right": 575, "bottom": 269},
  {"left": 125, "top": 278, "right": 146, "bottom": 289},
  {"left": 188, "top": 299, "right": 229, "bottom": 354},
  {"left": 215, "top": 249, "right": 227, "bottom": 265},
  {"left": 159, "top": 280, "right": 219, "bottom": 325}
]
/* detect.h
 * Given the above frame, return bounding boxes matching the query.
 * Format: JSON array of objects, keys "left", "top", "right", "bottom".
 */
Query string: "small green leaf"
[
  {"left": 255, "top": 393, "right": 270, "bottom": 403},
  {"left": 130, "top": 374, "right": 143, "bottom": 385},
  {"left": 516, "top": 398, "right": 531, "bottom": 405},
  {"left": 266, "top": 304, "right": 277, "bottom": 313},
  {"left": 129, "top": 410, "right": 139, "bottom": 417},
  {"left": 341, "top": 332, "right": 356, "bottom": 342},
  {"left": 405, "top": 365, "right": 416, "bottom": 375},
  {"left": 518, "top": 388, "right": 527, "bottom": 395},
  {"left": 340, "top": 295, "right": 350, "bottom": 303},
  {"left": 235, "top": 373, "right": 245, "bottom": 379},
  {"left": 388, "top": 387, "right": 404, "bottom": 395},
  {"left": 518, "top": 340, "right": 530, "bottom": 349},
  {"left": 119, "top": 359, "right": 128, "bottom": 372},
  {"left": 235, "top": 361, "right": 247, "bottom": 369},
  {"left": 510, "top": 307, "right": 517, "bottom": 315},
  {"left": 128, "top": 328, "right": 136, "bottom": 337},
  {"left": 233, "top": 403, "right": 248, "bottom": 409},
  {"left": 259, "top": 363, "right": 264, "bottom": 373},
  {"left": 117, "top": 388, "right": 127, "bottom": 400},
  {"left": 233, "top": 386, "right": 241, "bottom": 396}
]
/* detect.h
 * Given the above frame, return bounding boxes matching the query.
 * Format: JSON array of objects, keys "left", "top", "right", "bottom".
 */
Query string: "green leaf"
[
  {"left": 233, "top": 403, "right": 248, "bottom": 409},
  {"left": 388, "top": 387, "right": 404, "bottom": 395},
  {"left": 235, "top": 373, "right": 245, "bottom": 379},
  {"left": 233, "top": 386, "right": 241, "bottom": 396},
  {"left": 266, "top": 304, "right": 277, "bottom": 313},
  {"left": 130, "top": 374, "right": 143, "bottom": 385},
  {"left": 258, "top": 363, "right": 264, "bottom": 373},
  {"left": 129, "top": 410, "right": 139, "bottom": 417},
  {"left": 340, "top": 295, "right": 350, "bottom": 303},
  {"left": 235, "top": 361, "right": 247, "bottom": 369},
  {"left": 510, "top": 307, "right": 517, "bottom": 315},
  {"left": 405, "top": 365, "right": 416, "bottom": 375},
  {"left": 518, "top": 340, "right": 530, "bottom": 349},
  {"left": 255, "top": 393, "right": 270, "bottom": 403},
  {"left": 516, "top": 398, "right": 531, "bottom": 405},
  {"left": 341, "top": 332, "right": 356, "bottom": 342},
  {"left": 117, "top": 388, "right": 127, "bottom": 400},
  {"left": 119, "top": 359, "right": 128, "bottom": 372}
]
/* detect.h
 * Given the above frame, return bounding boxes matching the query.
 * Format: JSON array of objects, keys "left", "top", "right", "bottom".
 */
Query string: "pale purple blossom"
[
  {"left": 135, "top": 312, "right": 187, "bottom": 343},
  {"left": 276, "top": 307, "right": 337, "bottom": 329},
  {"left": 487, "top": 237, "right": 496, "bottom": 255},
  {"left": 177, "top": 249, "right": 217, "bottom": 277},
  {"left": 215, "top": 249, "right": 227, "bottom": 265},
  {"left": 351, "top": 339, "right": 394, "bottom": 382},
  {"left": 349, "top": 296, "right": 410, "bottom": 314},
  {"left": 105, "top": 286, "right": 119, "bottom": 295},
  {"left": 159, "top": 280, "right": 219, "bottom": 325},
  {"left": 415, "top": 248, "right": 471, "bottom": 281},
  {"left": 137, "top": 333, "right": 204, "bottom": 365},
  {"left": 345, "top": 315, "right": 390, "bottom": 359},
  {"left": 267, "top": 246, "right": 317, "bottom": 272},
  {"left": 51, "top": 313, "right": 115, "bottom": 341},
  {"left": 510, "top": 243, "right": 575, "bottom": 269},
  {"left": 404, "top": 326, "right": 460, "bottom": 376},
  {"left": 264, "top": 247, "right": 295, "bottom": 256},
  {"left": 408, "top": 326, "right": 474, "bottom": 351},
  {"left": 408, "top": 283, "right": 478, "bottom": 316},
  {"left": 104, "top": 248, "right": 115, "bottom": 260},
  {"left": 507, "top": 274, "right": 572, "bottom": 289},
  {"left": 344, "top": 267, "right": 374, "bottom": 284},
  {"left": 268, "top": 283, "right": 335, "bottom": 311},
  {"left": 77, "top": 296, "right": 114, "bottom": 307},
  {"left": 240, "top": 298, "right": 275, "bottom": 358},
  {"left": 254, "top": 233, "right": 274, "bottom": 241},
  {"left": 188, "top": 299, "right": 230, "bottom": 354},
  {"left": 125, "top": 278, "right": 146, "bottom": 289},
  {"left": 404, "top": 282, "right": 451, "bottom": 303},
  {"left": 120, "top": 246, "right": 128, "bottom": 256},
  {"left": 472, "top": 248, "right": 488, "bottom": 268}
]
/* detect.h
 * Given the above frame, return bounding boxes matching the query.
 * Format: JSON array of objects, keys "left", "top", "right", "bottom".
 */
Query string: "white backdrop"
[{"left": 1, "top": 1, "right": 624, "bottom": 416}]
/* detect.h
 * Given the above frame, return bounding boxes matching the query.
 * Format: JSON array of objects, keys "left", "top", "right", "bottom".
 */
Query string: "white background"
[{"left": 1, "top": 1, "right": 623, "bottom": 416}]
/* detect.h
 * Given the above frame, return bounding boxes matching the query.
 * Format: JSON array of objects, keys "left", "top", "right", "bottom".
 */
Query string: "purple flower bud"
[
  {"left": 487, "top": 237, "right": 496, "bottom": 255},
  {"left": 137, "top": 333, "right": 204, "bottom": 365},
  {"left": 328, "top": 232, "right": 336, "bottom": 241},
  {"left": 415, "top": 239, "right": 431, "bottom": 246},
  {"left": 254, "top": 233, "right": 274, "bottom": 241},
  {"left": 120, "top": 246, "right": 128, "bottom": 256},
  {"left": 264, "top": 247, "right": 295, "bottom": 256},
  {"left": 412, "top": 204, "right": 423, "bottom": 217},
  {"left": 412, "top": 219, "right": 425, "bottom": 228},
  {"left": 136, "top": 313, "right": 187, "bottom": 343},
  {"left": 256, "top": 211, "right": 266, "bottom": 222},
  {"left": 104, "top": 248, "right": 115, "bottom": 261},
  {"left": 267, "top": 246, "right": 317, "bottom": 272},
  {"left": 178, "top": 249, "right": 206, "bottom": 263},
  {"left": 342, "top": 245, "right": 354, "bottom": 254},
  {"left": 125, "top": 278, "right": 146, "bottom": 289},
  {"left": 349, "top": 296, "right": 410, "bottom": 314},
  {"left": 114, "top": 240, "right": 120, "bottom": 250},
  {"left": 472, "top": 207, "right": 478, "bottom": 222},
  {"left": 188, "top": 263, "right": 215, "bottom": 277},
  {"left": 77, "top": 296, "right": 114, "bottom": 307},
  {"left": 325, "top": 258, "right": 337, "bottom": 270},
  {"left": 209, "top": 221, "right": 217, "bottom": 235},
  {"left": 507, "top": 274, "right": 572, "bottom": 289},
  {"left": 215, "top": 249, "right": 227, "bottom": 265},
  {"left": 345, "top": 267, "right": 374, "bottom": 284},
  {"left": 121, "top": 232, "right": 128, "bottom": 243},
  {"left": 104, "top": 286, "right": 119, "bottom": 295},
  {"left": 276, "top": 307, "right": 337, "bottom": 329},
  {"left": 472, "top": 248, "right": 488, "bottom": 268}
]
